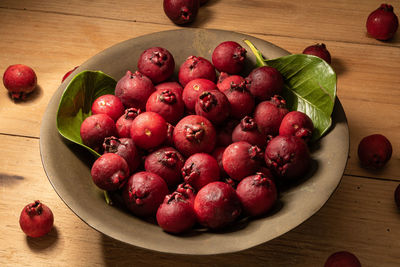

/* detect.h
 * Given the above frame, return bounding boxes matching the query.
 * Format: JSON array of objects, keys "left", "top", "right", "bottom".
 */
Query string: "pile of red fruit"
[{"left": 79, "top": 41, "right": 315, "bottom": 234}]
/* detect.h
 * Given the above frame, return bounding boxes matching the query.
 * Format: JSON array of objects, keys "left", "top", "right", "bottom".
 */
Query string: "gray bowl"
[{"left": 40, "top": 29, "right": 349, "bottom": 255}]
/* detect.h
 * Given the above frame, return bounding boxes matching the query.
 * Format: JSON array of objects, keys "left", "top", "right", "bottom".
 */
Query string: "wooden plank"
[
  {"left": 1, "top": 0, "right": 399, "bottom": 47},
  {"left": 0, "top": 135, "right": 399, "bottom": 266},
  {"left": 0, "top": 9, "right": 398, "bottom": 180}
]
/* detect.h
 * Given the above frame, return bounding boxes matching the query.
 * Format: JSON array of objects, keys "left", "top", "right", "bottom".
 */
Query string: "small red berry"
[
  {"left": 62, "top": 66, "right": 78, "bottom": 82},
  {"left": 19, "top": 200, "right": 54, "bottom": 238},
  {"left": 324, "top": 251, "right": 361, "bottom": 267},
  {"left": 366, "top": 4, "right": 399, "bottom": 41},
  {"left": 358, "top": 134, "right": 392, "bottom": 169},
  {"left": 3, "top": 64, "right": 37, "bottom": 100},
  {"left": 302, "top": 43, "right": 332, "bottom": 64}
]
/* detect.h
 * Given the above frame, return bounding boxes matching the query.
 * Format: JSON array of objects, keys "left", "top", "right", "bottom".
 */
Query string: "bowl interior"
[{"left": 40, "top": 28, "right": 349, "bottom": 255}]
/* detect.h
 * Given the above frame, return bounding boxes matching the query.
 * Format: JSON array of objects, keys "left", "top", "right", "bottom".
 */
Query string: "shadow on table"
[{"left": 26, "top": 226, "right": 59, "bottom": 252}]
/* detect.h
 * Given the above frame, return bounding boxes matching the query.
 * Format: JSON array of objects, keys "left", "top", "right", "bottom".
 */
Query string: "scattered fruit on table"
[
  {"left": 366, "top": 3, "right": 399, "bottom": 41},
  {"left": 19, "top": 200, "right": 54, "bottom": 238},
  {"left": 3, "top": 64, "right": 37, "bottom": 100}
]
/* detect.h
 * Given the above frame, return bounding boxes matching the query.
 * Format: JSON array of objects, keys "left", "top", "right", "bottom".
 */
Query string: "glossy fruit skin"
[
  {"left": 366, "top": 4, "right": 399, "bottom": 40},
  {"left": 175, "top": 182, "right": 196, "bottom": 206},
  {"left": 217, "top": 74, "right": 245, "bottom": 92},
  {"left": 163, "top": 0, "right": 200, "bottom": 25},
  {"left": 91, "top": 153, "right": 130, "bottom": 191},
  {"left": 182, "top": 153, "right": 220, "bottom": 191},
  {"left": 130, "top": 112, "right": 168, "bottom": 150},
  {"left": 302, "top": 43, "right": 331, "bottom": 64},
  {"left": 155, "top": 81, "right": 183, "bottom": 95},
  {"left": 279, "top": 111, "right": 314, "bottom": 143},
  {"left": 395, "top": 184, "right": 400, "bottom": 210},
  {"left": 103, "top": 137, "right": 141, "bottom": 174},
  {"left": 232, "top": 116, "right": 267, "bottom": 148},
  {"left": 115, "top": 70, "right": 155, "bottom": 110},
  {"left": 236, "top": 173, "right": 277, "bottom": 217},
  {"left": 212, "top": 146, "right": 227, "bottom": 178},
  {"left": 324, "top": 251, "right": 361, "bottom": 267},
  {"left": 80, "top": 114, "right": 117, "bottom": 152},
  {"left": 3, "top": 64, "right": 37, "bottom": 100},
  {"left": 178, "top": 56, "right": 216, "bottom": 87},
  {"left": 91, "top": 94, "right": 125, "bottom": 121},
  {"left": 212, "top": 41, "right": 247, "bottom": 74},
  {"left": 357, "top": 134, "right": 392, "bottom": 169},
  {"left": 144, "top": 146, "right": 185, "bottom": 188},
  {"left": 116, "top": 108, "right": 141, "bottom": 138},
  {"left": 194, "top": 181, "right": 242, "bottom": 229},
  {"left": 137, "top": 47, "right": 175, "bottom": 84},
  {"left": 61, "top": 66, "right": 78, "bottom": 82},
  {"left": 265, "top": 135, "right": 311, "bottom": 181},
  {"left": 182, "top": 78, "right": 217, "bottom": 112},
  {"left": 156, "top": 192, "right": 196, "bottom": 234},
  {"left": 19, "top": 200, "right": 54, "bottom": 238},
  {"left": 246, "top": 66, "right": 284, "bottom": 101},
  {"left": 222, "top": 141, "right": 263, "bottom": 181},
  {"left": 194, "top": 90, "right": 230, "bottom": 125},
  {"left": 223, "top": 82, "right": 255, "bottom": 119},
  {"left": 122, "top": 171, "right": 169, "bottom": 218},
  {"left": 173, "top": 115, "right": 216, "bottom": 156},
  {"left": 145, "top": 89, "right": 185, "bottom": 124},
  {"left": 254, "top": 95, "right": 289, "bottom": 136}
]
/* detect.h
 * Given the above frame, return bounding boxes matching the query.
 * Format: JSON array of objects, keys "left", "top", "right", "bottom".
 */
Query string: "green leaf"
[
  {"left": 56, "top": 70, "right": 117, "bottom": 158},
  {"left": 244, "top": 40, "right": 337, "bottom": 140}
]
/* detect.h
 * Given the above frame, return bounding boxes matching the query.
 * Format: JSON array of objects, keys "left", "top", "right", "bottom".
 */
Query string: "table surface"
[{"left": 0, "top": 1, "right": 399, "bottom": 266}]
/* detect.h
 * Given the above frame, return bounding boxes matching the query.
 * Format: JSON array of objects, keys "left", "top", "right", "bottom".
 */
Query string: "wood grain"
[{"left": 0, "top": 135, "right": 398, "bottom": 267}]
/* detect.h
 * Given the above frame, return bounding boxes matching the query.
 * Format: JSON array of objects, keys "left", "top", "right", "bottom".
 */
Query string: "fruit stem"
[
  {"left": 103, "top": 190, "right": 113, "bottom": 205},
  {"left": 243, "top": 39, "right": 268, "bottom": 67}
]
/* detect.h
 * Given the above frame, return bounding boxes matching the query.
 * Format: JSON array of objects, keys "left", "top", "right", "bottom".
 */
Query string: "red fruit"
[
  {"left": 217, "top": 74, "right": 245, "bottom": 92},
  {"left": 182, "top": 153, "right": 220, "bottom": 191},
  {"left": 156, "top": 192, "right": 196, "bottom": 234},
  {"left": 216, "top": 119, "right": 238, "bottom": 147},
  {"left": 366, "top": 4, "right": 399, "bottom": 41},
  {"left": 130, "top": 112, "right": 168, "bottom": 150},
  {"left": 173, "top": 115, "right": 216, "bottom": 156},
  {"left": 146, "top": 89, "right": 185, "bottom": 124},
  {"left": 115, "top": 70, "right": 155, "bottom": 110},
  {"left": 137, "top": 47, "right": 175, "bottom": 84},
  {"left": 155, "top": 81, "right": 183, "bottom": 95},
  {"left": 254, "top": 95, "right": 289, "bottom": 136},
  {"left": 91, "top": 153, "right": 130, "bottom": 191},
  {"left": 178, "top": 56, "right": 216, "bottom": 87},
  {"left": 163, "top": 0, "right": 200, "bottom": 25},
  {"left": 91, "top": 94, "right": 125, "bottom": 121},
  {"left": 3, "top": 64, "right": 37, "bottom": 100},
  {"left": 395, "top": 184, "right": 400, "bottom": 210},
  {"left": 103, "top": 137, "right": 141, "bottom": 173},
  {"left": 265, "top": 135, "right": 311, "bottom": 181},
  {"left": 122, "top": 171, "right": 169, "bottom": 218},
  {"left": 357, "top": 134, "right": 392, "bottom": 169},
  {"left": 194, "top": 181, "right": 242, "bottom": 229},
  {"left": 176, "top": 182, "right": 196, "bottom": 206},
  {"left": 61, "top": 66, "right": 78, "bottom": 82},
  {"left": 212, "top": 146, "right": 227, "bottom": 177},
  {"left": 80, "top": 114, "right": 117, "bottom": 152},
  {"left": 116, "top": 108, "right": 141, "bottom": 138},
  {"left": 246, "top": 66, "right": 284, "bottom": 101},
  {"left": 222, "top": 141, "right": 264, "bottom": 181},
  {"left": 223, "top": 81, "right": 255, "bottom": 119},
  {"left": 194, "top": 90, "right": 230, "bottom": 125},
  {"left": 212, "top": 41, "right": 247, "bottom": 74},
  {"left": 182, "top": 78, "right": 217, "bottom": 112},
  {"left": 145, "top": 147, "right": 185, "bottom": 188},
  {"left": 324, "top": 251, "right": 361, "bottom": 267},
  {"left": 302, "top": 43, "right": 332, "bottom": 64},
  {"left": 164, "top": 123, "right": 175, "bottom": 146},
  {"left": 236, "top": 173, "right": 277, "bottom": 217},
  {"left": 279, "top": 111, "right": 314, "bottom": 143},
  {"left": 232, "top": 116, "right": 267, "bottom": 148},
  {"left": 19, "top": 200, "right": 54, "bottom": 238}
]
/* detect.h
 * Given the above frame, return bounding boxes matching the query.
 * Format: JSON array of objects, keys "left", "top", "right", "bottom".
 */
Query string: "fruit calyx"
[
  {"left": 176, "top": 183, "right": 196, "bottom": 198},
  {"left": 270, "top": 153, "right": 295, "bottom": 176},
  {"left": 180, "top": 6, "right": 192, "bottom": 21},
  {"left": 125, "top": 108, "right": 141, "bottom": 119},
  {"left": 182, "top": 163, "right": 200, "bottom": 183},
  {"left": 26, "top": 200, "right": 43, "bottom": 216},
  {"left": 184, "top": 124, "right": 205, "bottom": 142},
  {"left": 240, "top": 116, "right": 257, "bottom": 131},
  {"left": 252, "top": 172, "right": 271, "bottom": 187},
  {"left": 379, "top": 3, "right": 394, "bottom": 12},
  {"left": 159, "top": 89, "right": 177, "bottom": 104},
  {"left": 270, "top": 95, "right": 286, "bottom": 108},
  {"left": 188, "top": 56, "right": 199, "bottom": 70},
  {"left": 150, "top": 51, "right": 168, "bottom": 67},
  {"left": 103, "top": 136, "right": 121, "bottom": 153},
  {"left": 160, "top": 151, "right": 179, "bottom": 167},
  {"left": 199, "top": 91, "right": 217, "bottom": 112},
  {"left": 294, "top": 127, "right": 312, "bottom": 141},
  {"left": 166, "top": 191, "right": 187, "bottom": 204},
  {"left": 128, "top": 188, "right": 148, "bottom": 206},
  {"left": 248, "top": 145, "right": 263, "bottom": 161},
  {"left": 230, "top": 81, "right": 249, "bottom": 92},
  {"left": 233, "top": 47, "right": 247, "bottom": 61}
]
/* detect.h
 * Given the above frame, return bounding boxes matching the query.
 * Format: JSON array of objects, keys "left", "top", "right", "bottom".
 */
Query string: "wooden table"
[{"left": 0, "top": 1, "right": 399, "bottom": 266}]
